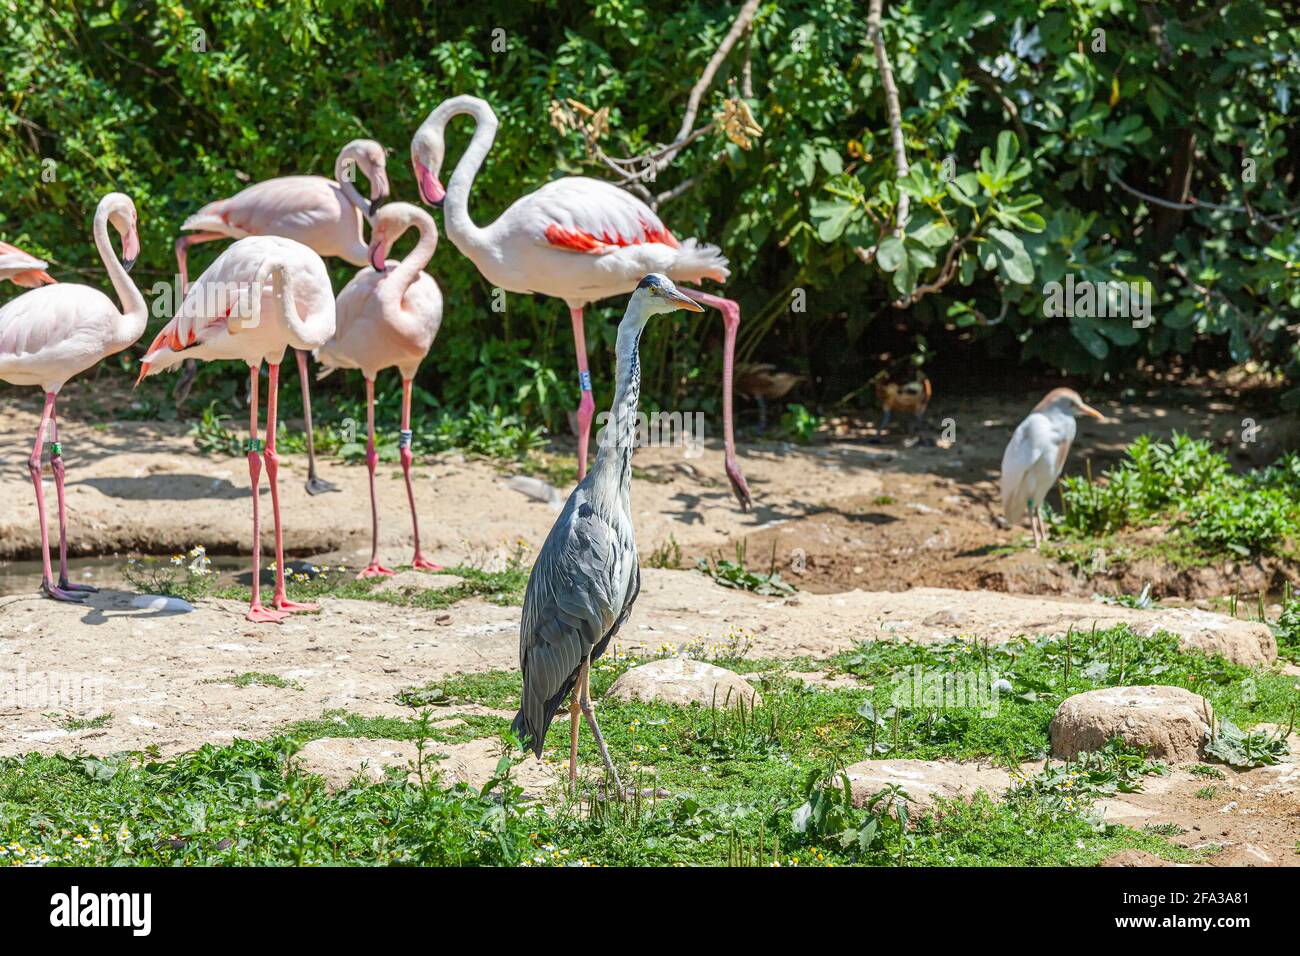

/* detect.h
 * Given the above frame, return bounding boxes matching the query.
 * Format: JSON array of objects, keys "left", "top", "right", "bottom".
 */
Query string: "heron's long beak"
[
  {"left": 1078, "top": 402, "right": 1105, "bottom": 420},
  {"left": 666, "top": 288, "right": 704, "bottom": 312}
]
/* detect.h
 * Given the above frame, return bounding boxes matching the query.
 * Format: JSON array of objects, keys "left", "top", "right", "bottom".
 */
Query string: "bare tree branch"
[
  {"left": 867, "top": 0, "right": 910, "bottom": 231},
  {"left": 853, "top": 0, "right": 912, "bottom": 267},
  {"left": 565, "top": 0, "right": 762, "bottom": 208}
]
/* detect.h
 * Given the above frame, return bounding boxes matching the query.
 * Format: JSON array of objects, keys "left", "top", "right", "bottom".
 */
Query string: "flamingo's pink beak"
[
  {"left": 414, "top": 160, "right": 445, "bottom": 207},
  {"left": 122, "top": 226, "right": 140, "bottom": 272},
  {"left": 369, "top": 232, "right": 389, "bottom": 273}
]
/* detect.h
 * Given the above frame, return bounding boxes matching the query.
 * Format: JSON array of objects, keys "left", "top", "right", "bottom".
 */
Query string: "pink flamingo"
[
  {"left": 0, "top": 194, "right": 145, "bottom": 601},
  {"left": 315, "top": 202, "right": 444, "bottom": 578},
  {"left": 137, "top": 236, "right": 336, "bottom": 623},
  {"left": 0, "top": 241, "right": 55, "bottom": 288},
  {"left": 410, "top": 95, "right": 752, "bottom": 509},
  {"left": 174, "top": 139, "right": 390, "bottom": 494}
]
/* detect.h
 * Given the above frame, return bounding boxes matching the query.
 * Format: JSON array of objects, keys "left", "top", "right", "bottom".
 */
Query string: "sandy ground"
[
  {"left": 0, "top": 568, "right": 1277, "bottom": 757},
  {"left": 2, "top": 382, "right": 1291, "bottom": 598},
  {"left": 1, "top": 380, "right": 1297, "bottom": 865}
]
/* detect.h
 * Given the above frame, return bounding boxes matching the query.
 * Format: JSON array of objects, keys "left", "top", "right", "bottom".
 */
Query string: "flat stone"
[
  {"left": 131, "top": 595, "right": 194, "bottom": 613},
  {"left": 840, "top": 759, "right": 1011, "bottom": 815},
  {"left": 1051, "top": 685, "right": 1212, "bottom": 763},
  {"left": 605, "top": 658, "right": 761, "bottom": 708}
]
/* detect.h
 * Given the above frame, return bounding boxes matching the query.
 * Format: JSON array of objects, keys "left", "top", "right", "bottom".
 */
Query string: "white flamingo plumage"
[
  {"left": 173, "top": 139, "right": 389, "bottom": 493},
  {"left": 138, "top": 236, "right": 337, "bottom": 622},
  {"left": 315, "top": 202, "right": 444, "bottom": 578},
  {"left": 0, "top": 241, "right": 56, "bottom": 288},
  {"left": 410, "top": 95, "right": 751, "bottom": 509},
  {"left": 0, "top": 194, "right": 145, "bottom": 601}
]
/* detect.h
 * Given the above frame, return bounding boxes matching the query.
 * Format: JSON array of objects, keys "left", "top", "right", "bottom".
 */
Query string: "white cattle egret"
[{"left": 1001, "top": 388, "right": 1105, "bottom": 546}]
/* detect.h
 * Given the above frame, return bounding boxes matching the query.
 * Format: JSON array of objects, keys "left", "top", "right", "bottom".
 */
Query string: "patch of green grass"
[
  {"left": 396, "top": 671, "right": 523, "bottom": 710},
  {"left": 696, "top": 540, "right": 796, "bottom": 597},
  {"left": 0, "top": 737, "right": 537, "bottom": 866},
  {"left": 3, "top": 625, "right": 1287, "bottom": 867},
  {"left": 285, "top": 709, "right": 509, "bottom": 746},
  {"left": 1049, "top": 434, "right": 1300, "bottom": 562},
  {"left": 211, "top": 563, "right": 528, "bottom": 611},
  {"left": 203, "top": 672, "right": 302, "bottom": 691},
  {"left": 50, "top": 713, "right": 113, "bottom": 731}
]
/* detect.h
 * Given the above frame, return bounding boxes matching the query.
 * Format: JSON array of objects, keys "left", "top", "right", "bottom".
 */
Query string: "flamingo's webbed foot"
[
  {"left": 246, "top": 603, "right": 289, "bottom": 624},
  {"left": 304, "top": 476, "right": 339, "bottom": 496},
  {"left": 41, "top": 580, "right": 87, "bottom": 603},
  {"left": 356, "top": 562, "right": 396, "bottom": 579},
  {"left": 57, "top": 578, "right": 99, "bottom": 593}
]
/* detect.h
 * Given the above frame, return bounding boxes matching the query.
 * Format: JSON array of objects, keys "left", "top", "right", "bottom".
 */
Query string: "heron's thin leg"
[
  {"left": 400, "top": 377, "right": 441, "bottom": 570},
  {"left": 568, "top": 689, "right": 581, "bottom": 791},
  {"left": 569, "top": 306, "right": 595, "bottom": 481},
  {"left": 357, "top": 376, "right": 395, "bottom": 578},
  {"left": 48, "top": 401, "right": 95, "bottom": 594},
  {"left": 267, "top": 363, "right": 317, "bottom": 613},
  {"left": 679, "top": 288, "right": 751, "bottom": 510},
  {"left": 31, "top": 392, "right": 81, "bottom": 602},
  {"left": 298, "top": 349, "right": 337, "bottom": 495},
  {"left": 577, "top": 657, "right": 622, "bottom": 798},
  {"left": 246, "top": 362, "right": 287, "bottom": 623}
]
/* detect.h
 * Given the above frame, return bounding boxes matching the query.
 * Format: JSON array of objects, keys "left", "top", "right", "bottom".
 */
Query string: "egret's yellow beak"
[{"left": 1078, "top": 402, "right": 1106, "bottom": 421}]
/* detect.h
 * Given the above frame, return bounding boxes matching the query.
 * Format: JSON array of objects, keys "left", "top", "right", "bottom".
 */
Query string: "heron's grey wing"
[
  {"left": 593, "top": 558, "right": 639, "bottom": 664},
  {"left": 513, "top": 493, "right": 622, "bottom": 755}
]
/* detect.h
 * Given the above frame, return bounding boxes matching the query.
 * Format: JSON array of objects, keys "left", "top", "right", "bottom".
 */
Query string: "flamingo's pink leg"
[
  {"left": 266, "top": 363, "right": 318, "bottom": 613},
  {"left": 296, "top": 349, "right": 337, "bottom": 496},
  {"left": 680, "top": 288, "right": 752, "bottom": 510},
  {"left": 569, "top": 306, "right": 595, "bottom": 481},
  {"left": 30, "top": 392, "right": 82, "bottom": 602},
  {"left": 174, "top": 231, "right": 226, "bottom": 294},
  {"left": 47, "top": 402, "right": 96, "bottom": 594},
  {"left": 357, "top": 376, "right": 395, "bottom": 579},
  {"left": 400, "top": 377, "right": 442, "bottom": 571},
  {"left": 245, "top": 363, "right": 287, "bottom": 624}
]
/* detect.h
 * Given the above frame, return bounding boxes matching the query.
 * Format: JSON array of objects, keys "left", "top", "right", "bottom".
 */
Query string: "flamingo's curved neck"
[
  {"left": 335, "top": 146, "right": 369, "bottom": 225},
  {"left": 443, "top": 100, "right": 497, "bottom": 256},
  {"left": 380, "top": 215, "right": 438, "bottom": 312},
  {"left": 94, "top": 210, "right": 146, "bottom": 347}
]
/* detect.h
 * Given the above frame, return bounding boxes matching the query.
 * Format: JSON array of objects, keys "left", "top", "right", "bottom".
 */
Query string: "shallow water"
[{"left": 0, "top": 554, "right": 249, "bottom": 597}]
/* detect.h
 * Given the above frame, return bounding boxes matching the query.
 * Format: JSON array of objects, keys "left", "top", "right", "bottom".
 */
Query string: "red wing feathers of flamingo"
[{"left": 534, "top": 179, "right": 680, "bottom": 255}]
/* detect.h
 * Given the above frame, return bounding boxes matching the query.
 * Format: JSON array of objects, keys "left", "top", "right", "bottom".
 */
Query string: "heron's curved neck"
[
  {"left": 94, "top": 211, "right": 146, "bottom": 346},
  {"left": 442, "top": 100, "right": 497, "bottom": 255},
  {"left": 380, "top": 215, "right": 438, "bottom": 312},
  {"left": 589, "top": 311, "right": 649, "bottom": 509}
]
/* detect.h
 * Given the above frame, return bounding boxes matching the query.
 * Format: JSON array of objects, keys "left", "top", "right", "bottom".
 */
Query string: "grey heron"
[
  {"left": 511, "top": 273, "right": 704, "bottom": 794},
  {"left": 1000, "top": 388, "right": 1106, "bottom": 547}
]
